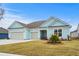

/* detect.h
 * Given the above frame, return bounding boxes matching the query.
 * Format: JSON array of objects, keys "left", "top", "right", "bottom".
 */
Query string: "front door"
[{"left": 40, "top": 30, "right": 47, "bottom": 39}]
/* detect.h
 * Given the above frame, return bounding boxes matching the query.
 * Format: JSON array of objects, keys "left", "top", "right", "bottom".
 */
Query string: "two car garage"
[
  {"left": 8, "top": 21, "right": 39, "bottom": 40},
  {"left": 9, "top": 32, "right": 38, "bottom": 40},
  {"left": 9, "top": 32, "right": 24, "bottom": 40}
]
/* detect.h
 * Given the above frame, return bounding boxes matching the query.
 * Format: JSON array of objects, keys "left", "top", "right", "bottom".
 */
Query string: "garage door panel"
[
  {"left": 10, "top": 32, "right": 24, "bottom": 40},
  {"left": 31, "top": 32, "right": 38, "bottom": 39}
]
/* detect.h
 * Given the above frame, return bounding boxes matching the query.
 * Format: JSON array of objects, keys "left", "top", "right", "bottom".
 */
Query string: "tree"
[{"left": 0, "top": 4, "right": 4, "bottom": 20}]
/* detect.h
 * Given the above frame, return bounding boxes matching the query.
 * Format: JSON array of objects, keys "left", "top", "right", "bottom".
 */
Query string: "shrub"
[{"left": 49, "top": 35, "right": 61, "bottom": 44}]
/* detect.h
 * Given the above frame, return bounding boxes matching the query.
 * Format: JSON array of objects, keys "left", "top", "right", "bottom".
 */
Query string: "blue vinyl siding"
[{"left": 0, "top": 33, "right": 8, "bottom": 39}]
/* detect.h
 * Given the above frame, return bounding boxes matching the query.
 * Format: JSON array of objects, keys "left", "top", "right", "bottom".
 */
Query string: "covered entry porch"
[{"left": 40, "top": 30, "right": 47, "bottom": 40}]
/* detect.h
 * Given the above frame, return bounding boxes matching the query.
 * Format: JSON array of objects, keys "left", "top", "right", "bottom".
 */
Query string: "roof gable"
[
  {"left": 8, "top": 21, "right": 27, "bottom": 29},
  {"left": 40, "top": 17, "right": 71, "bottom": 27},
  {"left": 51, "top": 21, "right": 65, "bottom": 26}
]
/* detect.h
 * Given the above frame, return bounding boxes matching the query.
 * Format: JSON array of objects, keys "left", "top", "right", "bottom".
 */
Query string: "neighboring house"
[
  {"left": 8, "top": 17, "right": 71, "bottom": 40},
  {"left": 70, "top": 24, "right": 79, "bottom": 38},
  {"left": 0, "top": 27, "right": 8, "bottom": 39}
]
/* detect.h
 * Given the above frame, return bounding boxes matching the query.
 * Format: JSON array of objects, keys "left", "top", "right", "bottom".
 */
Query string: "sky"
[{"left": 0, "top": 3, "right": 79, "bottom": 31}]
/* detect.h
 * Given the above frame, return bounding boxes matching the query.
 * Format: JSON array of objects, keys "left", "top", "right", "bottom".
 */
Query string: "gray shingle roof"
[
  {"left": 15, "top": 21, "right": 28, "bottom": 28},
  {"left": 12, "top": 17, "right": 71, "bottom": 29},
  {"left": 15, "top": 20, "right": 46, "bottom": 28},
  {"left": 0, "top": 27, "right": 8, "bottom": 33},
  {"left": 15, "top": 20, "right": 45, "bottom": 28},
  {"left": 26, "top": 20, "right": 46, "bottom": 28},
  {"left": 70, "top": 30, "right": 78, "bottom": 33}
]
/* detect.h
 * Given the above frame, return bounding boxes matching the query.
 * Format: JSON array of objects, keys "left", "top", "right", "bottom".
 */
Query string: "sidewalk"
[
  {"left": 0, "top": 40, "right": 31, "bottom": 45},
  {"left": 0, "top": 53, "right": 23, "bottom": 56}
]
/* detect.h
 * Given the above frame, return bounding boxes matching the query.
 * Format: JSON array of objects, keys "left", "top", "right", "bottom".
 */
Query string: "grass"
[
  {"left": 0, "top": 40, "right": 79, "bottom": 56},
  {"left": 0, "top": 38, "right": 8, "bottom": 40}
]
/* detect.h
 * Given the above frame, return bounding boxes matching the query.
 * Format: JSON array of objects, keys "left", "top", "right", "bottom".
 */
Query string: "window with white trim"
[{"left": 54, "top": 29, "right": 62, "bottom": 37}]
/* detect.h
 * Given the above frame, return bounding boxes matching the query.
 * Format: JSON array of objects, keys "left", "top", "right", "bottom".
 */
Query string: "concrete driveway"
[
  {"left": 0, "top": 39, "right": 32, "bottom": 45},
  {"left": 0, "top": 39, "right": 32, "bottom": 56}
]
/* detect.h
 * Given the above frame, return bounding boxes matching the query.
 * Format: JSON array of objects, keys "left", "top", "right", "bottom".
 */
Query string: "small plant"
[{"left": 48, "top": 35, "right": 61, "bottom": 44}]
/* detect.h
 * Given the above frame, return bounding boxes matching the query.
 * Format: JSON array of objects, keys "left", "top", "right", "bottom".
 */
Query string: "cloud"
[
  {"left": 0, "top": 11, "right": 77, "bottom": 31},
  {"left": 0, "top": 7, "right": 31, "bottom": 29},
  {"left": 0, "top": 4, "right": 77, "bottom": 31},
  {"left": 4, "top": 7, "right": 21, "bottom": 13},
  {"left": 70, "top": 24, "right": 77, "bottom": 32}
]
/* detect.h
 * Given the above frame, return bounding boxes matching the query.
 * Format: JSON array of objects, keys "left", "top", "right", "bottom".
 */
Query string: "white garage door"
[
  {"left": 10, "top": 32, "right": 24, "bottom": 40},
  {"left": 31, "top": 32, "right": 38, "bottom": 39}
]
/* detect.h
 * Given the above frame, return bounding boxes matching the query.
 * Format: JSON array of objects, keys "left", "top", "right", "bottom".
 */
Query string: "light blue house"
[{"left": 8, "top": 17, "right": 71, "bottom": 40}]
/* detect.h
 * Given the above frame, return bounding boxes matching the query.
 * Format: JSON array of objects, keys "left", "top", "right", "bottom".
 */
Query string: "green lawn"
[{"left": 0, "top": 40, "right": 79, "bottom": 56}]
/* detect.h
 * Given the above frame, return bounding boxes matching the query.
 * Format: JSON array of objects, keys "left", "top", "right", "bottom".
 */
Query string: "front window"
[
  {"left": 54, "top": 29, "right": 62, "bottom": 37},
  {"left": 54, "top": 29, "right": 57, "bottom": 35},
  {"left": 58, "top": 29, "right": 62, "bottom": 37}
]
